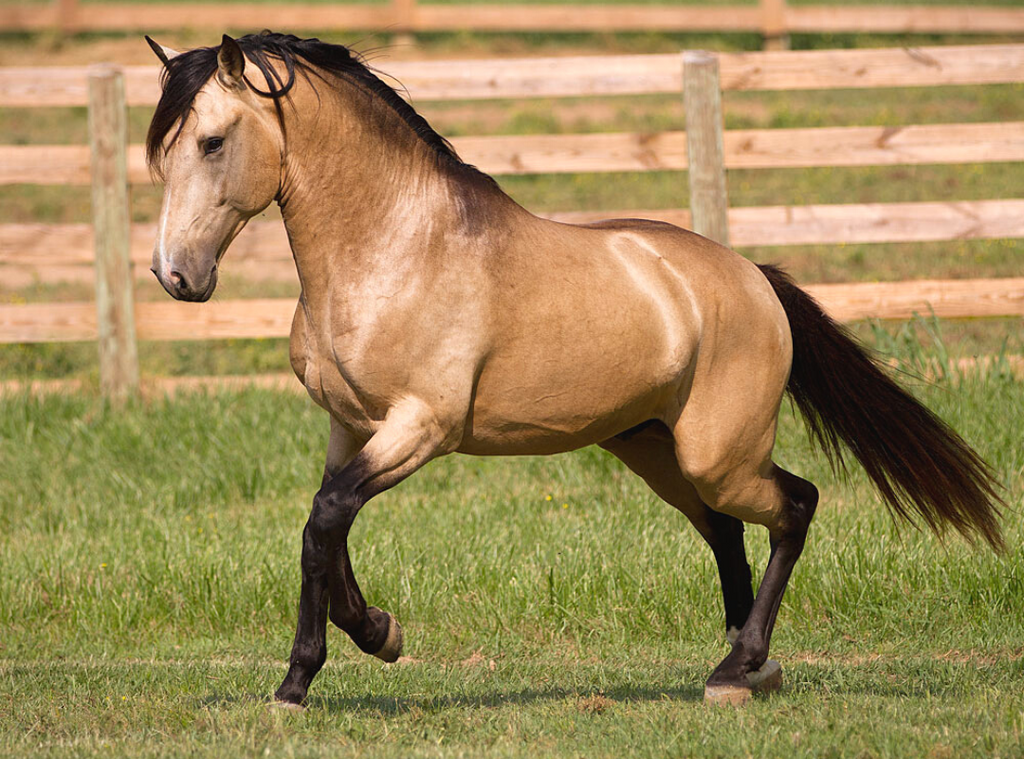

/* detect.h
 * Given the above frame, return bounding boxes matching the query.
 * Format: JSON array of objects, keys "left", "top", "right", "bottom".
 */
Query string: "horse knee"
[
  {"left": 684, "top": 460, "right": 811, "bottom": 532},
  {"left": 308, "top": 487, "right": 361, "bottom": 541},
  {"left": 774, "top": 470, "right": 818, "bottom": 540}
]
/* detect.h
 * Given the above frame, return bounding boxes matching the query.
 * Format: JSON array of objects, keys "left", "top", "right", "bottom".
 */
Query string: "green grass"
[{"left": 1, "top": 333, "right": 1022, "bottom": 757}]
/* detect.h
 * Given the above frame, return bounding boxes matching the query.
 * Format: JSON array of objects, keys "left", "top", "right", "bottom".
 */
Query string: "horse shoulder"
[
  {"left": 289, "top": 293, "right": 329, "bottom": 407},
  {"left": 288, "top": 295, "right": 309, "bottom": 382}
]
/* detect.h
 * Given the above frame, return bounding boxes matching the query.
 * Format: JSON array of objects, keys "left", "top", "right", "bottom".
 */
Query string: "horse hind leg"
[
  {"left": 674, "top": 412, "right": 818, "bottom": 705},
  {"left": 599, "top": 422, "right": 756, "bottom": 650}
]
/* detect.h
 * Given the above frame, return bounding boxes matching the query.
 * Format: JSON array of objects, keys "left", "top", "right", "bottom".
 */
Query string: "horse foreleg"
[
  {"left": 274, "top": 401, "right": 450, "bottom": 706},
  {"left": 275, "top": 419, "right": 364, "bottom": 707},
  {"left": 273, "top": 521, "right": 332, "bottom": 707}
]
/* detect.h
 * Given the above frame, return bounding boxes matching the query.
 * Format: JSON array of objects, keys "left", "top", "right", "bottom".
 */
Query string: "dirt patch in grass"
[
  {"left": 786, "top": 647, "right": 1024, "bottom": 667},
  {"left": 575, "top": 693, "right": 615, "bottom": 714}
]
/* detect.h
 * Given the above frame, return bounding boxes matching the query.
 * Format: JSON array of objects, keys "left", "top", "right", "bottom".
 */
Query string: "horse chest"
[{"left": 291, "top": 300, "right": 386, "bottom": 438}]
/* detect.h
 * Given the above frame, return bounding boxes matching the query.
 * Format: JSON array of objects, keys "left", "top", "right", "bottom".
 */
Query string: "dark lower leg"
[
  {"left": 275, "top": 524, "right": 330, "bottom": 704},
  {"left": 325, "top": 539, "right": 392, "bottom": 655},
  {"left": 314, "top": 467, "right": 392, "bottom": 655},
  {"left": 274, "top": 490, "right": 391, "bottom": 705},
  {"left": 275, "top": 406, "right": 441, "bottom": 704},
  {"left": 706, "top": 470, "right": 817, "bottom": 689},
  {"left": 704, "top": 508, "right": 755, "bottom": 638},
  {"left": 275, "top": 460, "right": 367, "bottom": 705}
]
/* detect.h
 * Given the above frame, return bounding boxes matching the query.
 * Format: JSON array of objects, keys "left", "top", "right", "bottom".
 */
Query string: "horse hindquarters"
[
  {"left": 591, "top": 257, "right": 818, "bottom": 702},
  {"left": 687, "top": 262, "right": 1004, "bottom": 702}
]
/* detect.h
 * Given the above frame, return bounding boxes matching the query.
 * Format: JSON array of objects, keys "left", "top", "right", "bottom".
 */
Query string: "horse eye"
[{"left": 204, "top": 137, "right": 224, "bottom": 155}]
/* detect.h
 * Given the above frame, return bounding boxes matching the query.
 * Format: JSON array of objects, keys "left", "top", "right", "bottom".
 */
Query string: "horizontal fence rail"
[
  {"left": 5, "top": 121, "right": 1023, "bottom": 185},
  {"left": 5, "top": 199, "right": 1024, "bottom": 274},
  {"left": 2, "top": 0, "right": 1023, "bottom": 37},
  {"left": 3, "top": 279, "right": 1022, "bottom": 344},
  {"left": 4, "top": 45, "right": 1024, "bottom": 107}
]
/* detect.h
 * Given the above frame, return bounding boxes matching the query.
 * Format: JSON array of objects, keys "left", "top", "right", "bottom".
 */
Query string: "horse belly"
[
  {"left": 459, "top": 387, "right": 676, "bottom": 455},
  {"left": 460, "top": 286, "right": 697, "bottom": 456}
]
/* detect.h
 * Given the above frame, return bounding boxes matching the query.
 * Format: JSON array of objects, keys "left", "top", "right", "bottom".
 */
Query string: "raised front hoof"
[
  {"left": 369, "top": 607, "right": 404, "bottom": 663},
  {"left": 704, "top": 660, "right": 783, "bottom": 706}
]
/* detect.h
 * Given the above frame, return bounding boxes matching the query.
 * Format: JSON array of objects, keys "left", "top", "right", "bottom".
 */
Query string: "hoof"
[
  {"left": 268, "top": 700, "right": 306, "bottom": 713},
  {"left": 747, "top": 659, "right": 782, "bottom": 693},
  {"left": 705, "top": 660, "right": 783, "bottom": 706},
  {"left": 370, "top": 609, "right": 403, "bottom": 663},
  {"left": 704, "top": 683, "right": 752, "bottom": 706}
]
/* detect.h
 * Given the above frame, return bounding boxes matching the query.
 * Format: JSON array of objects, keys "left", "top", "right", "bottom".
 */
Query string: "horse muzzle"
[{"left": 152, "top": 261, "right": 219, "bottom": 302}]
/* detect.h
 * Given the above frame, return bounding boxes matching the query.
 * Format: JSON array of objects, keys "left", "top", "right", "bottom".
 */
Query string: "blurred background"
[{"left": 1, "top": 0, "right": 1022, "bottom": 391}]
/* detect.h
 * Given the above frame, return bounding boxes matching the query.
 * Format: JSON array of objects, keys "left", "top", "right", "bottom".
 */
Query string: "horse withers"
[{"left": 144, "top": 32, "right": 1004, "bottom": 708}]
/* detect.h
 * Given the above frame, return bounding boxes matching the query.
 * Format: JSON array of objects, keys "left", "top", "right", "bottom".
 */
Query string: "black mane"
[{"left": 146, "top": 31, "right": 473, "bottom": 177}]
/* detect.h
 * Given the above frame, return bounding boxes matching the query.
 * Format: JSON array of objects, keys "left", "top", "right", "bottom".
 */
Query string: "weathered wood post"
[
  {"left": 760, "top": 0, "right": 790, "bottom": 51},
  {"left": 393, "top": 0, "right": 418, "bottom": 48},
  {"left": 683, "top": 50, "right": 730, "bottom": 247},
  {"left": 88, "top": 65, "right": 139, "bottom": 400},
  {"left": 56, "top": 0, "right": 78, "bottom": 35}
]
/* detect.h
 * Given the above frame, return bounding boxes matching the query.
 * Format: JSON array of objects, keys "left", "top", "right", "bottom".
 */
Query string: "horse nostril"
[{"left": 169, "top": 270, "right": 183, "bottom": 286}]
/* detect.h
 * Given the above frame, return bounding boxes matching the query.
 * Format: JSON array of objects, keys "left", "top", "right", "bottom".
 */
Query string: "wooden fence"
[
  {"left": 1, "top": 44, "right": 1023, "bottom": 397},
  {"left": 3, "top": 0, "right": 1024, "bottom": 49}
]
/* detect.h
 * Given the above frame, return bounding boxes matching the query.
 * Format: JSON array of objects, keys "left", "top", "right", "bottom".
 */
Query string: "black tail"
[{"left": 758, "top": 264, "right": 1004, "bottom": 551}]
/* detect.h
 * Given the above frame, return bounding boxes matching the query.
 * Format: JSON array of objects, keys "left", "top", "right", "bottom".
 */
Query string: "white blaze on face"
[{"left": 156, "top": 183, "right": 173, "bottom": 275}]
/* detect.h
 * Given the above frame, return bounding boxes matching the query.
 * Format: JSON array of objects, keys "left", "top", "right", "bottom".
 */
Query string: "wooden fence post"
[
  {"left": 760, "top": 0, "right": 790, "bottom": 51},
  {"left": 683, "top": 50, "right": 730, "bottom": 247},
  {"left": 56, "top": 0, "right": 78, "bottom": 35},
  {"left": 393, "top": 0, "right": 418, "bottom": 47},
  {"left": 88, "top": 65, "right": 139, "bottom": 401}
]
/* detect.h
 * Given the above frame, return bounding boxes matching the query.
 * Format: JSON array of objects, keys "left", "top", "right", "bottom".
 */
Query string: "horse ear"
[
  {"left": 217, "top": 35, "right": 246, "bottom": 89},
  {"left": 145, "top": 36, "right": 181, "bottom": 67}
]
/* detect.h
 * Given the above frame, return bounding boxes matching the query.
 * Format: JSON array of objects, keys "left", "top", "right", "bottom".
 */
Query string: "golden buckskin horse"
[{"left": 144, "top": 32, "right": 1004, "bottom": 708}]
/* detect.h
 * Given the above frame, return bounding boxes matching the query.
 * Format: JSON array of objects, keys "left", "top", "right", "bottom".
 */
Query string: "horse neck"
[{"left": 274, "top": 78, "right": 509, "bottom": 295}]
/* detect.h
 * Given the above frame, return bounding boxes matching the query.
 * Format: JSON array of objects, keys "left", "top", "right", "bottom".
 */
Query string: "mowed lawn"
[{"left": 1, "top": 352, "right": 1022, "bottom": 757}]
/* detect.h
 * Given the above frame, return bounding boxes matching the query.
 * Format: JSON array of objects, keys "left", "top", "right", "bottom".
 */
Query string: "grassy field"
[{"left": 1, "top": 336, "right": 1022, "bottom": 757}]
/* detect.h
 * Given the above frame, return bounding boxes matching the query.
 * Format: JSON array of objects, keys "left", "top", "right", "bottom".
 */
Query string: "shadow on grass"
[
  {"left": 314, "top": 682, "right": 710, "bottom": 714},
  {"left": 198, "top": 682, "right": 707, "bottom": 715},
  {"left": 195, "top": 658, "right": 1016, "bottom": 714}
]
